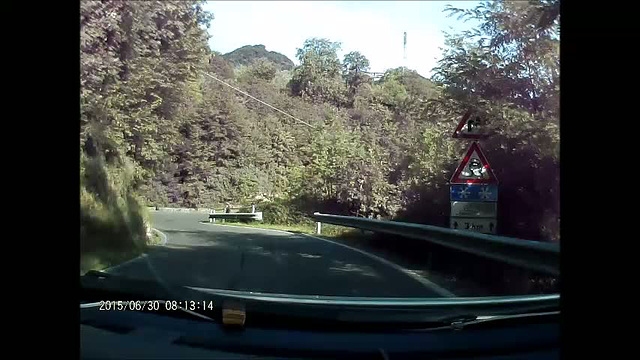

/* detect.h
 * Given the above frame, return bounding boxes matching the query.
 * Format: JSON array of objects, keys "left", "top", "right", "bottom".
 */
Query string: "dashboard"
[{"left": 81, "top": 307, "right": 559, "bottom": 359}]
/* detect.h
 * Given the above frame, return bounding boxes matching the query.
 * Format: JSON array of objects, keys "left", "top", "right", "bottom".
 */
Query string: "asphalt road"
[{"left": 105, "top": 212, "right": 451, "bottom": 297}]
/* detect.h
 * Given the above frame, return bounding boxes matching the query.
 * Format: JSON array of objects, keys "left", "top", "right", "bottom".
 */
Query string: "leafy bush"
[
  {"left": 259, "top": 200, "right": 314, "bottom": 226},
  {"left": 238, "top": 206, "right": 253, "bottom": 213},
  {"left": 80, "top": 152, "right": 149, "bottom": 273},
  {"left": 250, "top": 59, "right": 277, "bottom": 81}
]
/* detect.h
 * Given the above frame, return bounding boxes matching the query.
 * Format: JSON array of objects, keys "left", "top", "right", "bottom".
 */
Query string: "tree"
[
  {"left": 433, "top": 0, "right": 559, "bottom": 115},
  {"left": 81, "top": 0, "right": 213, "bottom": 174},
  {"left": 237, "top": 58, "right": 277, "bottom": 82},
  {"left": 288, "top": 38, "right": 346, "bottom": 105},
  {"left": 81, "top": 0, "right": 214, "bottom": 211},
  {"left": 296, "top": 38, "right": 342, "bottom": 76},
  {"left": 342, "top": 51, "right": 370, "bottom": 93},
  {"left": 373, "top": 70, "right": 409, "bottom": 110},
  {"left": 428, "top": 0, "right": 560, "bottom": 241}
]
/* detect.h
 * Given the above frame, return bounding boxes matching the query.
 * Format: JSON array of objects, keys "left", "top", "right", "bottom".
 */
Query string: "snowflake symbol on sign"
[
  {"left": 458, "top": 187, "right": 470, "bottom": 199},
  {"left": 479, "top": 186, "right": 492, "bottom": 200}
]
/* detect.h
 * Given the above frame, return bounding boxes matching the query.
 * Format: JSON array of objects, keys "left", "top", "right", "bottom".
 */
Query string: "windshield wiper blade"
[
  {"left": 81, "top": 272, "right": 559, "bottom": 328},
  {"left": 187, "top": 287, "right": 558, "bottom": 314},
  {"left": 436, "top": 311, "right": 560, "bottom": 331},
  {"left": 183, "top": 287, "right": 559, "bottom": 327}
]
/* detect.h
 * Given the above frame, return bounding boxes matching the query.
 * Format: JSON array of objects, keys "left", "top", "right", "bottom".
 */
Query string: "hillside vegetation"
[
  {"left": 222, "top": 44, "right": 295, "bottom": 71},
  {"left": 80, "top": 0, "right": 560, "bottom": 270}
]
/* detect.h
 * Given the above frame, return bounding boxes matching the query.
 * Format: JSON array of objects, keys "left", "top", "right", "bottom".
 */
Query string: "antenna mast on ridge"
[{"left": 403, "top": 31, "right": 407, "bottom": 75}]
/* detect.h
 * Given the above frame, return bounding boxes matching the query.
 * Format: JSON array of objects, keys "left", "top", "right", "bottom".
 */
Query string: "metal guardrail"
[
  {"left": 209, "top": 211, "right": 263, "bottom": 222},
  {"left": 147, "top": 205, "right": 264, "bottom": 221},
  {"left": 148, "top": 206, "right": 213, "bottom": 213},
  {"left": 311, "top": 213, "right": 559, "bottom": 276},
  {"left": 148, "top": 206, "right": 250, "bottom": 213}
]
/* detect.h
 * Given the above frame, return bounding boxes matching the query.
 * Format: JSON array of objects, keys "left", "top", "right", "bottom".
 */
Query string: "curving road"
[{"left": 105, "top": 211, "right": 452, "bottom": 297}]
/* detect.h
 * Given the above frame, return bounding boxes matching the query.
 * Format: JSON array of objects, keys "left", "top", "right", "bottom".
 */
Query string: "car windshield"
[{"left": 80, "top": 0, "right": 559, "bottom": 309}]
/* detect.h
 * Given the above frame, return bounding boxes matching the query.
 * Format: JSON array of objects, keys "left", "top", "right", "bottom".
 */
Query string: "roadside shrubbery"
[
  {"left": 258, "top": 199, "right": 315, "bottom": 227},
  {"left": 80, "top": 152, "right": 150, "bottom": 273}
]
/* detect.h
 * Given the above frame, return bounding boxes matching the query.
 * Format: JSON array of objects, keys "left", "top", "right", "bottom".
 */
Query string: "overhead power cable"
[{"left": 202, "top": 71, "right": 315, "bottom": 129}]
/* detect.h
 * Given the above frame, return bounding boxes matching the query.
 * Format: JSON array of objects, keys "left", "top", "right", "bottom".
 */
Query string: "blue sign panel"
[{"left": 450, "top": 184, "right": 498, "bottom": 202}]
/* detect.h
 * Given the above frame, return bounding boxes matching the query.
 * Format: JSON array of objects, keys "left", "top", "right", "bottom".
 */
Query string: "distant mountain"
[{"left": 222, "top": 45, "right": 295, "bottom": 71}]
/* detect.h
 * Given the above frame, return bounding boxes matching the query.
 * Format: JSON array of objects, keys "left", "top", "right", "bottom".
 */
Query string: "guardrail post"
[{"left": 316, "top": 222, "right": 321, "bottom": 235}]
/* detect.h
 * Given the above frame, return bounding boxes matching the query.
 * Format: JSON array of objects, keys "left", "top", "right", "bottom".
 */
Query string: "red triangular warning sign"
[
  {"left": 452, "top": 110, "right": 489, "bottom": 139},
  {"left": 450, "top": 142, "right": 498, "bottom": 184}
]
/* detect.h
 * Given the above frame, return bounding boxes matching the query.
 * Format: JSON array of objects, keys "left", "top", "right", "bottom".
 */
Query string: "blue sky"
[{"left": 202, "top": 1, "right": 483, "bottom": 78}]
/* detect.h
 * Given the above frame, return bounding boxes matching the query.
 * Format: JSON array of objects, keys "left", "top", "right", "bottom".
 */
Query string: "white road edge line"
[
  {"left": 200, "top": 222, "right": 455, "bottom": 296},
  {"left": 299, "top": 234, "right": 456, "bottom": 298},
  {"left": 102, "top": 228, "right": 166, "bottom": 273},
  {"left": 200, "top": 222, "right": 295, "bottom": 235},
  {"left": 201, "top": 221, "right": 455, "bottom": 297}
]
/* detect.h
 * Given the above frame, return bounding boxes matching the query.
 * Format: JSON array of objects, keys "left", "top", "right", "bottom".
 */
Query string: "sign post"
[{"left": 449, "top": 111, "right": 498, "bottom": 234}]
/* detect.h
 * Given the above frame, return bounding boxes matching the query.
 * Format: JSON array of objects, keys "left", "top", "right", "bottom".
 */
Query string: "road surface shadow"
[
  {"left": 108, "top": 230, "right": 444, "bottom": 298},
  {"left": 331, "top": 233, "right": 558, "bottom": 296}
]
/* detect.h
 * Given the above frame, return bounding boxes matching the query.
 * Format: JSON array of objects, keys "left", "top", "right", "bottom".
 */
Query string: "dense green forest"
[{"left": 80, "top": 0, "right": 559, "bottom": 268}]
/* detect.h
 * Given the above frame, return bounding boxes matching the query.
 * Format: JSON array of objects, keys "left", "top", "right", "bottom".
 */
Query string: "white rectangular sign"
[
  {"left": 450, "top": 217, "right": 497, "bottom": 234},
  {"left": 450, "top": 201, "right": 497, "bottom": 218}
]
